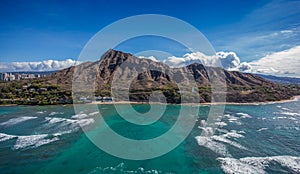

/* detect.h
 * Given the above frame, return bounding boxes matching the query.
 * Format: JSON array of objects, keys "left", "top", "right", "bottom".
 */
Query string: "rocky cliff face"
[{"left": 45, "top": 49, "right": 300, "bottom": 103}]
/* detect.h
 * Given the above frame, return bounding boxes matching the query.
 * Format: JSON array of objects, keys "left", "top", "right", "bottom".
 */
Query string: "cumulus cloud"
[
  {"left": 161, "top": 51, "right": 251, "bottom": 72},
  {"left": 137, "top": 46, "right": 300, "bottom": 77},
  {"left": 138, "top": 55, "right": 159, "bottom": 62},
  {"left": 163, "top": 52, "right": 219, "bottom": 67},
  {"left": 217, "top": 51, "right": 252, "bottom": 72},
  {"left": 0, "top": 59, "right": 80, "bottom": 72},
  {"left": 249, "top": 45, "right": 300, "bottom": 77},
  {"left": 217, "top": 52, "right": 240, "bottom": 69}
]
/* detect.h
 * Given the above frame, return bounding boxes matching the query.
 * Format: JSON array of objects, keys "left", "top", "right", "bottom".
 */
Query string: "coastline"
[
  {"left": 1, "top": 95, "right": 299, "bottom": 107},
  {"left": 88, "top": 95, "right": 300, "bottom": 106},
  {"left": 194, "top": 95, "right": 300, "bottom": 106}
]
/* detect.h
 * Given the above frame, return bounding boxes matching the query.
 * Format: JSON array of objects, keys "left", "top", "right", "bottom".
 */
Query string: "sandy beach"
[{"left": 87, "top": 95, "right": 300, "bottom": 106}]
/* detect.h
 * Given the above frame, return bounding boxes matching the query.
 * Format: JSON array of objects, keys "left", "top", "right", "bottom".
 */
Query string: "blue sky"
[{"left": 0, "top": 0, "right": 300, "bottom": 76}]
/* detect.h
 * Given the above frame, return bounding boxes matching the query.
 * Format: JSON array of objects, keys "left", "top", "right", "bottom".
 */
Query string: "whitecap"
[
  {"left": 223, "top": 114, "right": 242, "bottom": 125},
  {"left": 78, "top": 118, "right": 95, "bottom": 127},
  {"left": 71, "top": 111, "right": 99, "bottom": 119},
  {"left": 198, "top": 126, "right": 214, "bottom": 136},
  {"left": 0, "top": 133, "right": 16, "bottom": 142},
  {"left": 44, "top": 116, "right": 94, "bottom": 129},
  {"left": 71, "top": 113, "right": 88, "bottom": 119},
  {"left": 52, "top": 130, "right": 73, "bottom": 136},
  {"left": 215, "top": 122, "right": 228, "bottom": 127},
  {"left": 218, "top": 157, "right": 266, "bottom": 174},
  {"left": 212, "top": 135, "right": 248, "bottom": 150},
  {"left": 0, "top": 116, "right": 37, "bottom": 127},
  {"left": 44, "top": 117, "right": 75, "bottom": 124},
  {"left": 281, "top": 107, "right": 291, "bottom": 111},
  {"left": 196, "top": 129, "right": 246, "bottom": 156},
  {"left": 195, "top": 136, "right": 231, "bottom": 157},
  {"left": 89, "top": 162, "right": 162, "bottom": 174},
  {"left": 13, "top": 134, "right": 59, "bottom": 150},
  {"left": 218, "top": 156, "right": 300, "bottom": 174},
  {"left": 257, "top": 128, "right": 268, "bottom": 132},
  {"left": 280, "top": 111, "right": 300, "bottom": 116},
  {"left": 236, "top": 113, "right": 252, "bottom": 118},
  {"left": 223, "top": 130, "right": 244, "bottom": 139},
  {"left": 48, "top": 112, "right": 64, "bottom": 116}
]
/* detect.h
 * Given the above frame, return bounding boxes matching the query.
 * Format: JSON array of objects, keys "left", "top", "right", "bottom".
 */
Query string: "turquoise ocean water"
[{"left": 0, "top": 99, "right": 299, "bottom": 173}]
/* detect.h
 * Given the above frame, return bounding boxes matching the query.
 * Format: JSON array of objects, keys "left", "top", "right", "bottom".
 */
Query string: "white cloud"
[
  {"left": 163, "top": 52, "right": 219, "bottom": 67},
  {"left": 162, "top": 51, "right": 252, "bottom": 72},
  {"left": 217, "top": 51, "right": 252, "bottom": 72},
  {"left": 0, "top": 59, "right": 79, "bottom": 72},
  {"left": 249, "top": 45, "right": 300, "bottom": 77},
  {"left": 141, "top": 47, "right": 300, "bottom": 77},
  {"left": 138, "top": 55, "right": 159, "bottom": 62},
  {"left": 217, "top": 51, "right": 239, "bottom": 69},
  {"left": 160, "top": 46, "right": 300, "bottom": 77}
]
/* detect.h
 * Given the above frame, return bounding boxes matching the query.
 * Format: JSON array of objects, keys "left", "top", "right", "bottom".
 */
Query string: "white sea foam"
[
  {"left": 218, "top": 156, "right": 300, "bottom": 174},
  {"left": 89, "top": 163, "right": 162, "bottom": 174},
  {"left": 223, "top": 130, "right": 245, "bottom": 139},
  {"left": 212, "top": 135, "right": 248, "bottom": 150},
  {"left": 218, "top": 157, "right": 266, "bottom": 174},
  {"left": 275, "top": 126, "right": 300, "bottom": 130},
  {"left": 0, "top": 116, "right": 37, "bottom": 126},
  {"left": 13, "top": 134, "right": 59, "bottom": 150},
  {"left": 236, "top": 113, "right": 252, "bottom": 118},
  {"left": 71, "top": 113, "right": 88, "bottom": 119},
  {"left": 223, "top": 114, "right": 242, "bottom": 125},
  {"left": 52, "top": 130, "right": 73, "bottom": 136},
  {"left": 196, "top": 136, "right": 231, "bottom": 157},
  {"left": 44, "top": 116, "right": 95, "bottom": 129},
  {"left": 280, "top": 111, "right": 300, "bottom": 116},
  {"left": 257, "top": 128, "right": 268, "bottom": 132},
  {"left": 215, "top": 121, "right": 228, "bottom": 127},
  {"left": 48, "top": 112, "right": 64, "bottom": 116},
  {"left": 198, "top": 126, "right": 214, "bottom": 136},
  {"left": 195, "top": 127, "right": 247, "bottom": 156},
  {"left": 45, "top": 117, "right": 75, "bottom": 124},
  {"left": 0, "top": 133, "right": 59, "bottom": 150},
  {"left": 77, "top": 119, "right": 95, "bottom": 127},
  {"left": 36, "top": 111, "right": 46, "bottom": 114},
  {"left": 198, "top": 119, "right": 207, "bottom": 127},
  {"left": 281, "top": 107, "right": 291, "bottom": 111},
  {"left": 71, "top": 111, "right": 99, "bottom": 119},
  {"left": 0, "top": 133, "right": 16, "bottom": 142}
]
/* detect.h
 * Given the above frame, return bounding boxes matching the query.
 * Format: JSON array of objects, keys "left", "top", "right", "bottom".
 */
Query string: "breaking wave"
[
  {"left": 0, "top": 133, "right": 59, "bottom": 150},
  {"left": 218, "top": 155, "right": 300, "bottom": 174},
  {"left": 89, "top": 163, "right": 163, "bottom": 174},
  {"left": 0, "top": 116, "right": 37, "bottom": 127}
]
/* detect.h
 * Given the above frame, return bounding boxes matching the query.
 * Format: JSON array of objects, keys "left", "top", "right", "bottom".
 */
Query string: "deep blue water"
[{"left": 0, "top": 99, "right": 299, "bottom": 174}]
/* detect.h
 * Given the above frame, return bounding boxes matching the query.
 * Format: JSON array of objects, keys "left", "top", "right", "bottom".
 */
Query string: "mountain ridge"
[
  {"left": 55, "top": 49, "right": 300, "bottom": 103},
  {"left": 1, "top": 49, "right": 299, "bottom": 105}
]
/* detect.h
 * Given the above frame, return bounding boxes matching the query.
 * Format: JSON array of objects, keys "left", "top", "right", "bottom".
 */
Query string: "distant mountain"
[
  {"left": 256, "top": 74, "right": 300, "bottom": 85},
  {"left": 37, "top": 49, "right": 299, "bottom": 103}
]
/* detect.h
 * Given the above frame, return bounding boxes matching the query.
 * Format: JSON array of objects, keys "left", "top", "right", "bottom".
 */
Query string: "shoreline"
[
  {"left": 1, "top": 95, "right": 299, "bottom": 107},
  {"left": 193, "top": 95, "right": 300, "bottom": 106},
  {"left": 88, "top": 95, "right": 300, "bottom": 106}
]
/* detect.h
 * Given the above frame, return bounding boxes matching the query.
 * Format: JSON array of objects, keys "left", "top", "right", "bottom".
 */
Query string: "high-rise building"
[
  {"left": 3, "top": 73, "right": 9, "bottom": 81},
  {"left": 8, "top": 73, "right": 15, "bottom": 81},
  {"left": 15, "top": 73, "right": 21, "bottom": 80}
]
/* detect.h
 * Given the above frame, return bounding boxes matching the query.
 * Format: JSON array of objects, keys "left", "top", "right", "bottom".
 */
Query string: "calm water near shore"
[{"left": 0, "top": 99, "right": 299, "bottom": 173}]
